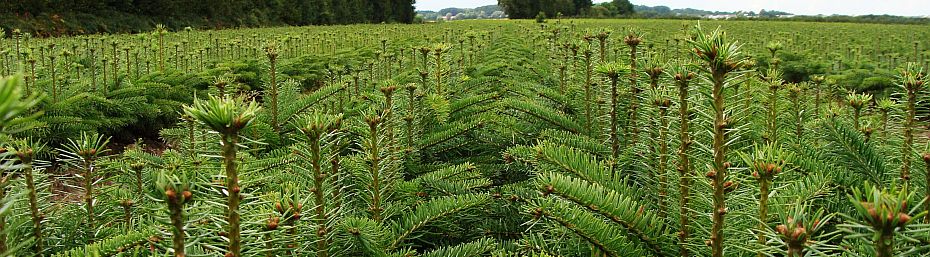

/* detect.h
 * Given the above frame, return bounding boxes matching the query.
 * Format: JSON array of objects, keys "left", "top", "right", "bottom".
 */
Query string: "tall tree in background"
[
  {"left": 612, "top": 0, "right": 635, "bottom": 16},
  {"left": 394, "top": 0, "right": 416, "bottom": 23},
  {"left": 499, "top": 0, "right": 592, "bottom": 19},
  {"left": 573, "top": 0, "right": 594, "bottom": 15},
  {"left": 590, "top": 0, "right": 636, "bottom": 17},
  {"left": 2, "top": 0, "right": 417, "bottom": 35}
]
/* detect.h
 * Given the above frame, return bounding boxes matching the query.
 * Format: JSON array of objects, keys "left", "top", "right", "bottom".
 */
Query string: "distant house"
[
  {"left": 706, "top": 14, "right": 738, "bottom": 19},
  {"left": 416, "top": 5, "right": 506, "bottom": 21}
]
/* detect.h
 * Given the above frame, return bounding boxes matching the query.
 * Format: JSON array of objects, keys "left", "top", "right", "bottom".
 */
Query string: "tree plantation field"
[{"left": 0, "top": 19, "right": 929, "bottom": 257}]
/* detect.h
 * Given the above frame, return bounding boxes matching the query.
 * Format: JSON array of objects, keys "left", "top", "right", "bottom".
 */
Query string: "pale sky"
[{"left": 414, "top": 0, "right": 930, "bottom": 16}]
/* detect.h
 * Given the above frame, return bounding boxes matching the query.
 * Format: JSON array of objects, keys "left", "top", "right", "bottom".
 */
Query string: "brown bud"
[
  {"left": 624, "top": 35, "right": 641, "bottom": 46},
  {"left": 723, "top": 181, "right": 736, "bottom": 193},
  {"left": 867, "top": 207, "right": 879, "bottom": 222},
  {"left": 165, "top": 189, "right": 177, "bottom": 200},
  {"left": 225, "top": 252, "right": 234, "bottom": 257},
  {"left": 15, "top": 149, "right": 33, "bottom": 162},
  {"left": 232, "top": 117, "right": 249, "bottom": 130},
  {"left": 365, "top": 115, "right": 382, "bottom": 126},
  {"left": 922, "top": 153, "right": 930, "bottom": 163},
  {"left": 275, "top": 202, "right": 283, "bottom": 212},
  {"left": 723, "top": 162, "right": 732, "bottom": 169},
  {"left": 182, "top": 191, "right": 193, "bottom": 201},
  {"left": 776, "top": 224, "right": 788, "bottom": 235},
  {"left": 532, "top": 208, "right": 544, "bottom": 219},
  {"left": 231, "top": 186, "right": 240, "bottom": 193},
  {"left": 705, "top": 170, "right": 717, "bottom": 179},
  {"left": 543, "top": 185, "right": 554, "bottom": 196},
  {"left": 765, "top": 163, "right": 776, "bottom": 173},
  {"left": 791, "top": 227, "right": 806, "bottom": 241},
  {"left": 267, "top": 217, "right": 279, "bottom": 230},
  {"left": 380, "top": 85, "right": 397, "bottom": 96},
  {"left": 898, "top": 213, "right": 911, "bottom": 226}
]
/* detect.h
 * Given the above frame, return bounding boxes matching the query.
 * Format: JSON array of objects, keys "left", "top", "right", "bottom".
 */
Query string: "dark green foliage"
[
  {"left": 498, "top": 0, "right": 592, "bottom": 19},
  {"left": 0, "top": 75, "right": 42, "bottom": 135},
  {"left": 51, "top": 228, "right": 157, "bottom": 257},
  {"left": 2, "top": 17, "right": 930, "bottom": 257},
  {"left": 589, "top": 0, "right": 636, "bottom": 17},
  {"left": 756, "top": 51, "right": 828, "bottom": 83},
  {"left": 28, "top": 75, "right": 196, "bottom": 144},
  {"left": 828, "top": 68, "right": 898, "bottom": 96},
  {"left": 611, "top": 0, "right": 635, "bottom": 16},
  {"left": 1, "top": 0, "right": 417, "bottom": 36}
]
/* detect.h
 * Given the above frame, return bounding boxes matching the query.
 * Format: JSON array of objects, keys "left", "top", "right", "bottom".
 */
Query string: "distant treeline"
[
  {"left": 417, "top": 5, "right": 506, "bottom": 20},
  {"left": 739, "top": 15, "right": 930, "bottom": 25},
  {"left": 498, "top": 0, "right": 599, "bottom": 19},
  {"left": 632, "top": 5, "right": 930, "bottom": 25},
  {"left": 2, "top": 0, "right": 416, "bottom": 36},
  {"left": 621, "top": 14, "right": 930, "bottom": 26},
  {"left": 495, "top": 0, "right": 929, "bottom": 26}
]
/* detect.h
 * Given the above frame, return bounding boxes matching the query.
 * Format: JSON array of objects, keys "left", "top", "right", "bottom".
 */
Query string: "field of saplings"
[{"left": 0, "top": 19, "right": 929, "bottom": 257}]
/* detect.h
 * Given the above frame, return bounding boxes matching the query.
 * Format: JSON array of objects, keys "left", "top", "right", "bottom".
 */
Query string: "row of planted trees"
[
  {"left": 0, "top": 19, "right": 928, "bottom": 257},
  {"left": 511, "top": 20, "right": 930, "bottom": 257},
  {"left": 0, "top": 19, "right": 507, "bottom": 257}
]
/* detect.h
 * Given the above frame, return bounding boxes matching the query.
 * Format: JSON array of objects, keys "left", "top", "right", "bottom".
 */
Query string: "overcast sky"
[{"left": 415, "top": 0, "right": 930, "bottom": 16}]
